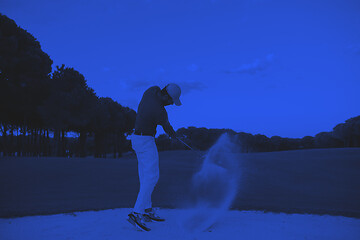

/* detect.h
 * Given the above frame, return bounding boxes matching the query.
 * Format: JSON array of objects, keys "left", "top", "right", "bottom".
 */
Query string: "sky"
[{"left": 1, "top": 0, "right": 359, "bottom": 138}]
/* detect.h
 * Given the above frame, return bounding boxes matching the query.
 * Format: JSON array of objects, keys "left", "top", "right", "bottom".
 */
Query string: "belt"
[{"left": 134, "top": 130, "right": 154, "bottom": 137}]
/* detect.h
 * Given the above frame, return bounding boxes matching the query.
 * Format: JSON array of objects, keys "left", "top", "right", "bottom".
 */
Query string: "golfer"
[{"left": 127, "top": 83, "right": 182, "bottom": 231}]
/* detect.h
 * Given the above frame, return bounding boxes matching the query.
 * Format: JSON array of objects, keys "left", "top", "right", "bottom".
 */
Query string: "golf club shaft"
[{"left": 176, "top": 137, "right": 194, "bottom": 150}]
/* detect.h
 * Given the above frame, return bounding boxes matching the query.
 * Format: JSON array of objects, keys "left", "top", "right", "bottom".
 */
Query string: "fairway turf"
[{"left": 0, "top": 148, "right": 359, "bottom": 218}]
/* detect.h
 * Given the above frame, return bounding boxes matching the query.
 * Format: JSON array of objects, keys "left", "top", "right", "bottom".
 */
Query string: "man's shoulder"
[
  {"left": 143, "top": 86, "right": 161, "bottom": 97},
  {"left": 146, "top": 86, "right": 161, "bottom": 92},
  {"left": 140, "top": 86, "right": 162, "bottom": 105}
]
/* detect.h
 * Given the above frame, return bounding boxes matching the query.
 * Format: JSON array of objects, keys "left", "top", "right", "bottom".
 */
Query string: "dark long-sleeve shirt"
[{"left": 134, "top": 86, "right": 176, "bottom": 137}]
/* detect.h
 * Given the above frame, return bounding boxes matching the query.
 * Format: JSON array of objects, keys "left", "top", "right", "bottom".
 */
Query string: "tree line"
[
  {"left": 1, "top": 13, "right": 359, "bottom": 157},
  {"left": 156, "top": 115, "right": 360, "bottom": 153},
  {"left": 0, "top": 13, "right": 136, "bottom": 157}
]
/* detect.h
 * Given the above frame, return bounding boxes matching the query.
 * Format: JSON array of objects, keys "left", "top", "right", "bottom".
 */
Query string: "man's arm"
[
  {"left": 159, "top": 109, "right": 176, "bottom": 138},
  {"left": 161, "top": 120, "right": 176, "bottom": 138}
]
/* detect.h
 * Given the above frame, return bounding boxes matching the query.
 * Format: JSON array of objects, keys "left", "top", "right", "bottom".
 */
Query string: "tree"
[
  {"left": 345, "top": 116, "right": 360, "bottom": 147},
  {"left": 301, "top": 136, "right": 315, "bottom": 149},
  {"left": 253, "top": 134, "right": 273, "bottom": 152},
  {"left": 0, "top": 13, "right": 53, "bottom": 156},
  {"left": 333, "top": 116, "right": 360, "bottom": 147},
  {"left": 0, "top": 14, "right": 138, "bottom": 158},
  {"left": 91, "top": 97, "right": 136, "bottom": 158},
  {"left": 236, "top": 132, "right": 254, "bottom": 153},
  {"left": 314, "top": 132, "right": 343, "bottom": 148},
  {"left": 39, "top": 65, "right": 97, "bottom": 156}
]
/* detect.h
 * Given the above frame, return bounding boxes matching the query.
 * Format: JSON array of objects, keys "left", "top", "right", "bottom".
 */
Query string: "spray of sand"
[{"left": 179, "top": 133, "right": 241, "bottom": 234}]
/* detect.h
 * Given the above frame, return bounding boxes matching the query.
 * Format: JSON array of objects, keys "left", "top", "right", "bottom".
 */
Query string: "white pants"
[{"left": 131, "top": 134, "right": 159, "bottom": 213}]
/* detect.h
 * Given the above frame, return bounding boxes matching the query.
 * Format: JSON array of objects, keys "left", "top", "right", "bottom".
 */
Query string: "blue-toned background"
[{"left": 1, "top": 0, "right": 359, "bottom": 137}]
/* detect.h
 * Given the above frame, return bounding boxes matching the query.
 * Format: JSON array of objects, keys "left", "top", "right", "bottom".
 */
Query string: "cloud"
[
  {"left": 187, "top": 64, "right": 200, "bottom": 72},
  {"left": 123, "top": 78, "right": 152, "bottom": 91},
  {"left": 224, "top": 54, "right": 275, "bottom": 75},
  {"left": 122, "top": 77, "right": 206, "bottom": 95},
  {"left": 158, "top": 68, "right": 166, "bottom": 73},
  {"left": 180, "top": 81, "right": 207, "bottom": 95},
  {"left": 115, "top": 97, "right": 139, "bottom": 110},
  {"left": 119, "top": 65, "right": 207, "bottom": 95},
  {"left": 347, "top": 44, "right": 360, "bottom": 55}
]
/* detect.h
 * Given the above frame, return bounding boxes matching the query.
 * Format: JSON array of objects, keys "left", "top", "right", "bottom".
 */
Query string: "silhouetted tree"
[
  {"left": 0, "top": 14, "right": 138, "bottom": 158},
  {"left": 348, "top": 116, "right": 360, "bottom": 147},
  {"left": 0, "top": 13, "right": 53, "bottom": 156},
  {"left": 333, "top": 116, "right": 360, "bottom": 147},
  {"left": 300, "top": 136, "right": 315, "bottom": 149},
  {"left": 314, "top": 132, "right": 343, "bottom": 148},
  {"left": 155, "top": 134, "right": 172, "bottom": 151},
  {"left": 39, "top": 65, "right": 97, "bottom": 156},
  {"left": 236, "top": 132, "right": 254, "bottom": 153},
  {"left": 252, "top": 134, "right": 273, "bottom": 152},
  {"left": 91, "top": 97, "right": 136, "bottom": 158}
]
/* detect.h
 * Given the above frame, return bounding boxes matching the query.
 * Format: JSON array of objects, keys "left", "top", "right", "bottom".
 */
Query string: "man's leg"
[{"left": 132, "top": 135, "right": 159, "bottom": 214}]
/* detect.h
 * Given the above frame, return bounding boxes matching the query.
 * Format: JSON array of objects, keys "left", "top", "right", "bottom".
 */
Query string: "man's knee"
[
  {"left": 151, "top": 171, "right": 159, "bottom": 185},
  {"left": 144, "top": 171, "right": 159, "bottom": 187}
]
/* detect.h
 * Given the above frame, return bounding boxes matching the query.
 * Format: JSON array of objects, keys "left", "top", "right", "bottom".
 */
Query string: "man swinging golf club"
[{"left": 127, "top": 83, "right": 182, "bottom": 231}]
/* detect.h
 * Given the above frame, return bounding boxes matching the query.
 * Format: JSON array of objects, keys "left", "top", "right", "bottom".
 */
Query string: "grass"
[{"left": 0, "top": 148, "right": 359, "bottom": 218}]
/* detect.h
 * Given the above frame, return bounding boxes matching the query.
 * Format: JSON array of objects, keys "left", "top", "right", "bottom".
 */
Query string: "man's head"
[{"left": 161, "top": 83, "right": 182, "bottom": 106}]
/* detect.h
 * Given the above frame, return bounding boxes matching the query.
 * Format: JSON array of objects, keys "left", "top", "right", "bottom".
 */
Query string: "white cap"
[{"left": 166, "top": 83, "right": 182, "bottom": 106}]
